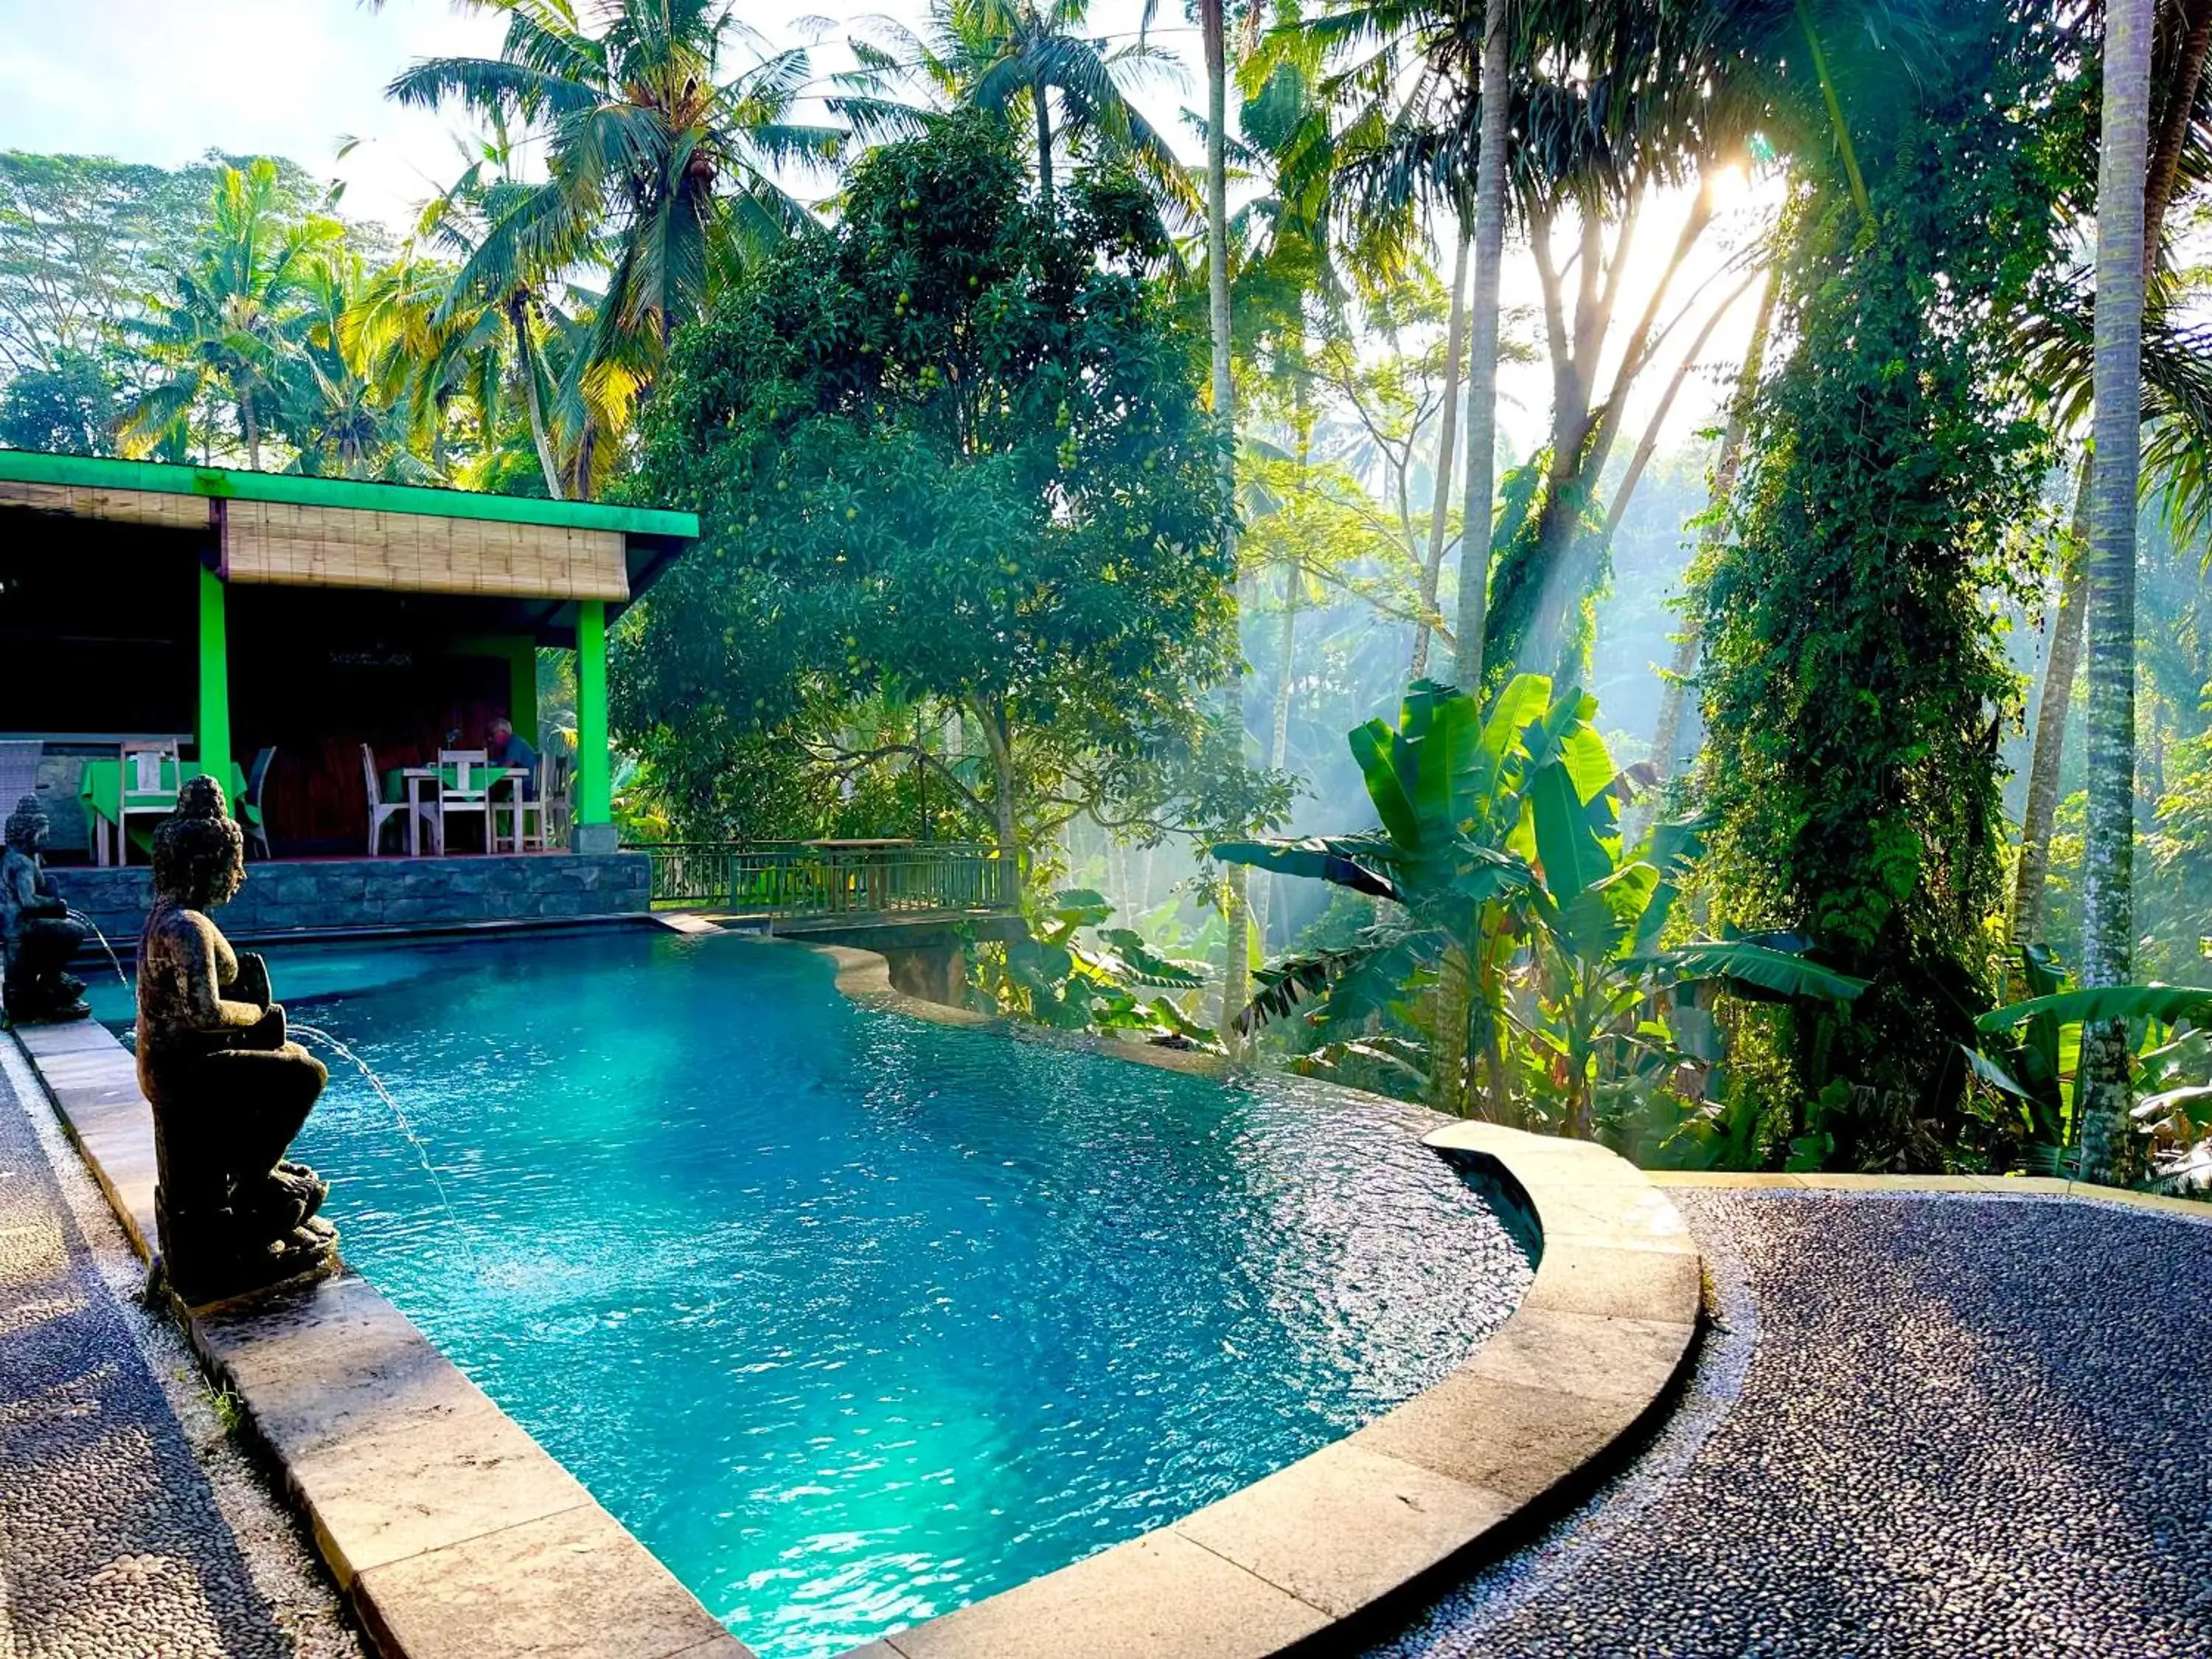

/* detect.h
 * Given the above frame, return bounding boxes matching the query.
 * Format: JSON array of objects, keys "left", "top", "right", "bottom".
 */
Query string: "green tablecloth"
[{"left": 80, "top": 758, "right": 251, "bottom": 850}]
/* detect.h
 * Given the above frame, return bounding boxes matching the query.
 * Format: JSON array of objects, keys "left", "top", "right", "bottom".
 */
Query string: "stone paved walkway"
[
  {"left": 1374, "top": 1190, "right": 2212, "bottom": 1659},
  {"left": 0, "top": 1047, "right": 364, "bottom": 1659}
]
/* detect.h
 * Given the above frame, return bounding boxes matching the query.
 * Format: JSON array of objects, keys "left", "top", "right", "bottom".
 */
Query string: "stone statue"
[
  {"left": 136, "top": 776, "right": 336, "bottom": 1303},
  {"left": 1, "top": 794, "right": 90, "bottom": 1025}
]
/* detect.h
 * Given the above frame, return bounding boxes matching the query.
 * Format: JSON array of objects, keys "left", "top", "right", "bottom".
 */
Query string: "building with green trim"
[{"left": 0, "top": 448, "right": 696, "bottom": 933}]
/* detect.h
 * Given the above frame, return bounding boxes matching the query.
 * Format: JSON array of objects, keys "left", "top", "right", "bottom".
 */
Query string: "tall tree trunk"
[
  {"left": 2076, "top": 0, "right": 2152, "bottom": 1188},
  {"left": 510, "top": 293, "right": 565, "bottom": 501},
  {"left": 1034, "top": 80, "right": 1054, "bottom": 218},
  {"left": 1638, "top": 274, "right": 1778, "bottom": 835},
  {"left": 241, "top": 393, "right": 261, "bottom": 473},
  {"left": 2008, "top": 462, "right": 2093, "bottom": 957},
  {"left": 1201, "top": 0, "right": 1248, "bottom": 1043},
  {"left": 2015, "top": 0, "right": 2205, "bottom": 977},
  {"left": 970, "top": 695, "right": 1019, "bottom": 863},
  {"left": 1451, "top": 0, "right": 1510, "bottom": 692},
  {"left": 1522, "top": 180, "right": 1716, "bottom": 672},
  {"left": 1251, "top": 572, "right": 1300, "bottom": 956},
  {"left": 1413, "top": 230, "right": 1472, "bottom": 681},
  {"left": 1598, "top": 269, "right": 1759, "bottom": 549},
  {"left": 2145, "top": 0, "right": 2212, "bottom": 228}
]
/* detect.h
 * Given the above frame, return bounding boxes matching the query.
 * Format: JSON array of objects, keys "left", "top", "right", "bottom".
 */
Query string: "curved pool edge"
[{"left": 793, "top": 938, "right": 1705, "bottom": 1659}]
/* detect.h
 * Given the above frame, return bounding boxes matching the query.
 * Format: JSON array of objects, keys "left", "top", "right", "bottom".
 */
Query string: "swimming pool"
[{"left": 119, "top": 928, "right": 1533, "bottom": 1658}]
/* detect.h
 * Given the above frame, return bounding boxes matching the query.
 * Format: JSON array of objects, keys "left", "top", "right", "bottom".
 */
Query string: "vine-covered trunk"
[
  {"left": 1413, "top": 231, "right": 1471, "bottom": 681},
  {"left": 2008, "top": 463, "right": 2092, "bottom": 961},
  {"left": 1450, "top": 1, "right": 1509, "bottom": 693},
  {"left": 2076, "top": 0, "right": 2152, "bottom": 1186}
]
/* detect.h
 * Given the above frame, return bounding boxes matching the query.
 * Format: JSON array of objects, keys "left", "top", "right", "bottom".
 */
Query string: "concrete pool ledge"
[{"left": 7, "top": 1018, "right": 751, "bottom": 1659}]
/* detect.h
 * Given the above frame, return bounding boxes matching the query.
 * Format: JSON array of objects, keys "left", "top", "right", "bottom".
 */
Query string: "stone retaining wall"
[{"left": 49, "top": 853, "right": 651, "bottom": 950}]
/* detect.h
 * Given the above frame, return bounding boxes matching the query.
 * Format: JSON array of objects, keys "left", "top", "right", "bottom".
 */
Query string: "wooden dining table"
[{"left": 397, "top": 764, "right": 527, "bottom": 855}]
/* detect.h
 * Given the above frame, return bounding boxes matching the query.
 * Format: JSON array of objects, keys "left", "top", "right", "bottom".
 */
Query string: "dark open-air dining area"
[{"left": 0, "top": 448, "right": 696, "bottom": 938}]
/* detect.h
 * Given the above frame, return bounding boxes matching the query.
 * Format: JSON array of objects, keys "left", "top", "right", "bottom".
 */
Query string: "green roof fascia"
[{"left": 0, "top": 448, "right": 697, "bottom": 540}]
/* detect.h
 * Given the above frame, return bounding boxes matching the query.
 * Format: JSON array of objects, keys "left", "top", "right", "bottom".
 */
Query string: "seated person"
[{"left": 486, "top": 716, "right": 538, "bottom": 797}]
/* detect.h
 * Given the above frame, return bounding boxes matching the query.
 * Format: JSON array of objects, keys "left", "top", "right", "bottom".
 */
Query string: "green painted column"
[
  {"left": 197, "top": 565, "right": 232, "bottom": 808},
  {"left": 577, "top": 599, "right": 611, "bottom": 827}
]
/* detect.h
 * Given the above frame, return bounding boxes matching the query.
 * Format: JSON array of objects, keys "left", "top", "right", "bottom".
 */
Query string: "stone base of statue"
[
  {"left": 1, "top": 928, "right": 91, "bottom": 1024},
  {"left": 148, "top": 1006, "right": 340, "bottom": 1304}
]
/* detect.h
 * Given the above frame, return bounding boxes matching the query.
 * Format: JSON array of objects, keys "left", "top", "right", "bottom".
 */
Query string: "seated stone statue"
[
  {"left": 1, "top": 794, "right": 90, "bottom": 1025},
  {"left": 136, "top": 776, "right": 337, "bottom": 1303}
]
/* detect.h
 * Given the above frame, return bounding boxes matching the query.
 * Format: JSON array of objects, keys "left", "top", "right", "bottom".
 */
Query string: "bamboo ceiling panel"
[
  {"left": 220, "top": 498, "right": 631, "bottom": 600},
  {"left": 0, "top": 478, "right": 212, "bottom": 532}
]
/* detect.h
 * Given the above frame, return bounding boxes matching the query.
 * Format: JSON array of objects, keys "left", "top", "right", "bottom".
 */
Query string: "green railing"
[{"left": 628, "top": 841, "right": 1018, "bottom": 919}]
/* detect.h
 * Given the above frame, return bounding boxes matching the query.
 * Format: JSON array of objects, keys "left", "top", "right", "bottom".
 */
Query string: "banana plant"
[
  {"left": 1967, "top": 953, "right": 2212, "bottom": 1182},
  {"left": 985, "top": 888, "right": 1213, "bottom": 1040},
  {"left": 1217, "top": 677, "right": 1866, "bottom": 1124}
]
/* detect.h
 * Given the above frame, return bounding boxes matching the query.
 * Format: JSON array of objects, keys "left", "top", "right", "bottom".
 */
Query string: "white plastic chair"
[
  {"left": 118, "top": 740, "right": 181, "bottom": 864},
  {"left": 433, "top": 748, "right": 493, "bottom": 855},
  {"left": 490, "top": 752, "right": 563, "bottom": 853},
  {"left": 361, "top": 745, "right": 417, "bottom": 856}
]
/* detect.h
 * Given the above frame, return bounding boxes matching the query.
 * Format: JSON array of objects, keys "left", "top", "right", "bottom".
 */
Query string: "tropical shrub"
[
  {"left": 970, "top": 888, "right": 1213, "bottom": 1041},
  {"left": 1215, "top": 678, "right": 1865, "bottom": 1145}
]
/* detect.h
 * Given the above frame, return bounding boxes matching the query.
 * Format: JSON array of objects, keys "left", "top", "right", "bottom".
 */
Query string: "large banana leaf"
[
  {"left": 1635, "top": 941, "right": 1870, "bottom": 1004},
  {"left": 1405, "top": 686, "right": 1487, "bottom": 844},
  {"left": 1975, "top": 984, "right": 2212, "bottom": 1034},
  {"left": 1472, "top": 672, "right": 1551, "bottom": 818},
  {"left": 1631, "top": 815, "right": 1710, "bottom": 955},
  {"left": 1211, "top": 835, "right": 1402, "bottom": 902},
  {"left": 1093, "top": 928, "right": 1206, "bottom": 989},
  {"left": 1554, "top": 861, "right": 1660, "bottom": 962},
  {"left": 1529, "top": 757, "right": 1613, "bottom": 905},
  {"left": 1348, "top": 719, "right": 1422, "bottom": 851}
]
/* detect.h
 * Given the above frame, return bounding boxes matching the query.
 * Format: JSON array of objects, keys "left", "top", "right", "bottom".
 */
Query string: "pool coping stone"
[{"left": 7, "top": 1016, "right": 754, "bottom": 1659}]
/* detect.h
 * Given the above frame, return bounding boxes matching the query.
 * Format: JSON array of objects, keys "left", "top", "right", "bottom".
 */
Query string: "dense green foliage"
[
  {"left": 619, "top": 115, "right": 1246, "bottom": 855},
  {"left": 1690, "top": 13, "right": 2068, "bottom": 1166}
]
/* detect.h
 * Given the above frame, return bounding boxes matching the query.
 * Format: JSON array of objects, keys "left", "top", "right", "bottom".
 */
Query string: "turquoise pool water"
[{"left": 110, "top": 929, "right": 1533, "bottom": 1657}]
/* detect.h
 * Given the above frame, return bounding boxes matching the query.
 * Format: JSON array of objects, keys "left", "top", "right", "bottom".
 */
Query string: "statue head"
[
  {"left": 4, "top": 794, "right": 49, "bottom": 856},
  {"left": 152, "top": 776, "right": 246, "bottom": 911}
]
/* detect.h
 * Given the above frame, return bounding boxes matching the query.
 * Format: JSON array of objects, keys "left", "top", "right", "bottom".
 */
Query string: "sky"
[{"left": 0, "top": 0, "right": 1771, "bottom": 459}]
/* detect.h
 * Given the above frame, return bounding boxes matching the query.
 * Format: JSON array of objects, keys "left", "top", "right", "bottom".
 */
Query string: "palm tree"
[
  {"left": 387, "top": 0, "right": 839, "bottom": 493},
  {"left": 1198, "top": 0, "right": 1251, "bottom": 1038},
  {"left": 345, "top": 128, "right": 593, "bottom": 498},
  {"left": 119, "top": 160, "right": 340, "bottom": 471},
  {"left": 2008, "top": 0, "right": 2212, "bottom": 956},
  {"left": 1451, "top": 0, "right": 1509, "bottom": 691},
  {"left": 2076, "top": 0, "right": 2156, "bottom": 1186},
  {"left": 847, "top": 0, "right": 1194, "bottom": 221}
]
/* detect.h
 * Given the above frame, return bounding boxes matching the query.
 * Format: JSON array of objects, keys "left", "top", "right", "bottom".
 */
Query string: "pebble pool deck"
[
  {"left": 0, "top": 1054, "right": 311, "bottom": 1658},
  {"left": 5, "top": 1025, "right": 2210, "bottom": 1656}
]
